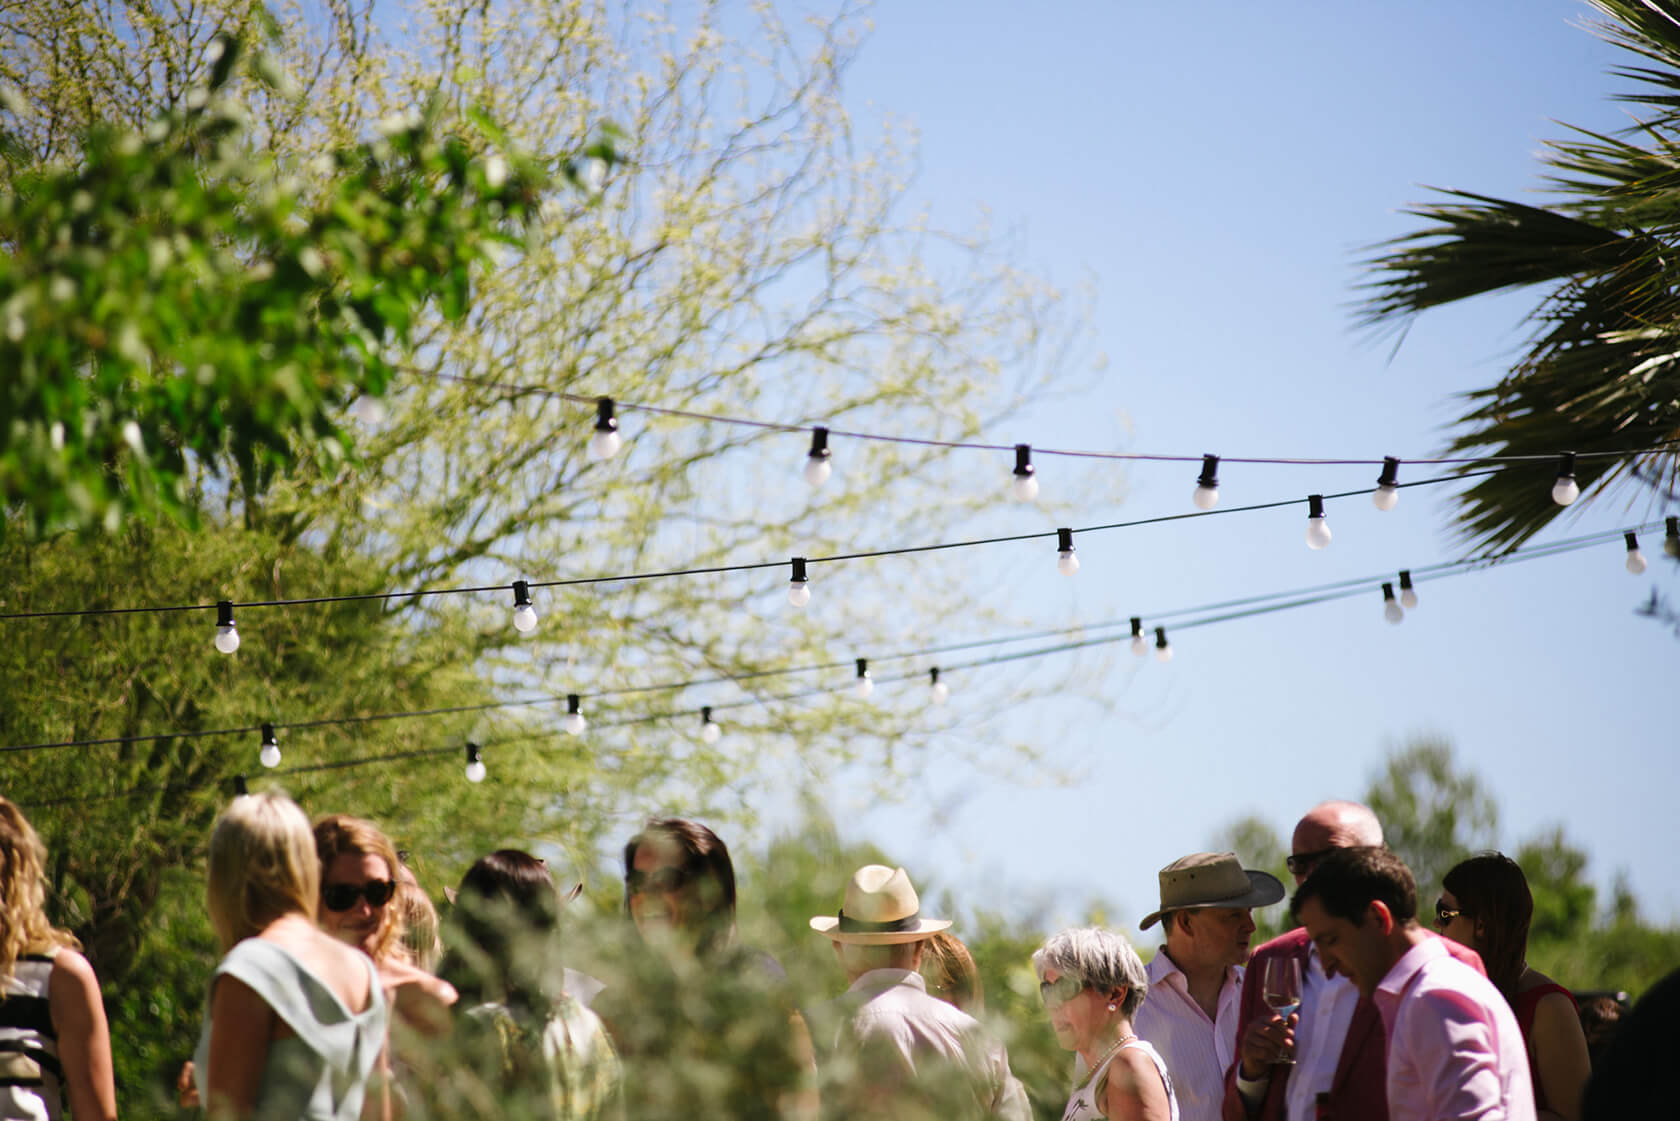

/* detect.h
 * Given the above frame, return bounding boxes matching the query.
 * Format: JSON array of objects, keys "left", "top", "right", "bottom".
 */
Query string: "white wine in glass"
[{"left": 1262, "top": 956, "right": 1302, "bottom": 1065}]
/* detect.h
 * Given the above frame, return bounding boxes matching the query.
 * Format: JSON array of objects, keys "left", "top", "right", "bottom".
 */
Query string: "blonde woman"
[
  {"left": 0, "top": 797, "right": 116, "bottom": 1121},
  {"left": 194, "top": 793, "right": 387, "bottom": 1120}
]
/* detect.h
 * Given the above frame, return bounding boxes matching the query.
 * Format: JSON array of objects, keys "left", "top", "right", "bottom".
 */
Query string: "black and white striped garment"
[{"left": 1, "top": 951, "right": 63, "bottom": 1121}]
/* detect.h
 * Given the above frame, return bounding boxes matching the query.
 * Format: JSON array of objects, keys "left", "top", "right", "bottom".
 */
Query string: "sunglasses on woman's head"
[
  {"left": 626, "top": 866, "right": 691, "bottom": 895},
  {"left": 1039, "top": 974, "right": 1088, "bottom": 1010},
  {"left": 321, "top": 880, "right": 396, "bottom": 912}
]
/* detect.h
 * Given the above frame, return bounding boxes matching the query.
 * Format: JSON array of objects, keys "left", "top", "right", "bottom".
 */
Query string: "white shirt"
[
  {"left": 1284, "top": 945, "right": 1359, "bottom": 1121},
  {"left": 1133, "top": 950, "right": 1243, "bottom": 1121},
  {"left": 1373, "top": 937, "right": 1535, "bottom": 1121},
  {"left": 813, "top": 968, "right": 1031, "bottom": 1121}
]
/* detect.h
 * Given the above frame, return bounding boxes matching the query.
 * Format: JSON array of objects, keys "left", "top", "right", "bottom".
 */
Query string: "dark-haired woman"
[
  {"left": 435, "top": 850, "right": 620, "bottom": 1121},
  {"left": 597, "top": 818, "right": 816, "bottom": 1121},
  {"left": 1437, "top": 853, "right": 1590, "bottom": 1121}
]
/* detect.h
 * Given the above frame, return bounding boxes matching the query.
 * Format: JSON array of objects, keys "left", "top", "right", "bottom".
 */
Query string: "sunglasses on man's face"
[
  {"left": 321, "top": 880, "right": 396, "bottom": 912},
  {"left": 626, "top": 866, "right": 691, "bottom": 895},
  {"left": 1286, "top": 849, "right": 1335, "bottom": 877},
  {"left": 1039, "top": 974, "right": 1088, "bottom": 1010}
]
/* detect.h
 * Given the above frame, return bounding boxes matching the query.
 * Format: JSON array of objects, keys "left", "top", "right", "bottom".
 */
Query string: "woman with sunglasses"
[
  {"left": 312, "top": 814, "right": 458, "bottom": 1105},
  {"left": 1437, "top": 853, "right": 1590, "bottom": 1121},
  {"left": 1033, "top": 927, "right": 1177, "bottom": 1121},
  {"left": 195, "top": 793, "right": 388, "bottom": 1120}
]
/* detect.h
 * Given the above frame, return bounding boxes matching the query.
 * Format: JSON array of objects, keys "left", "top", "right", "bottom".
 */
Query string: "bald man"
[{"left": 1220, "top": 801, "right": 1482, "bottom": 1121}]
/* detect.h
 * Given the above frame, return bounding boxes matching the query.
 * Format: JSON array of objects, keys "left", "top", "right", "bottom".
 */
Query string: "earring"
[{"left": 1107, "top": 1002, "right": 1117, "bottom": 1012}]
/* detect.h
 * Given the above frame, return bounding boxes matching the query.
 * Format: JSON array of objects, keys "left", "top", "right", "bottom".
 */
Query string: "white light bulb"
[
  {"left": 1305, "top": 516, "right": 1332, "bottom": 550},
  {"left": 1131, "top": 634, "right": 1149, "bottom": 656},
  {"left": 512, "top": 604, "right": 538, "bottom": 633},
  {"left": 1154, "top": 643, "right": 1173, "bottom": 664},
  {"left": 589, "top": 428, "right": 621, "bottom": 461},
  {"left": 1551, "top": 477, "right": 1579, "bottom": 505},
  {"left": 1012, "top": 474, "right": 1039, "bottom": 502},
  {"left": 1400, "top": 587, "right": 1419, "bottom": 610},
  {"left": 465, "top": 759, "right": 487, "bottom": 783},
  {"left": 929, "top": 680, "right": 949, "bottom": 705},
  {"left": 1384, "top": 600, "right": 1404, "bottom": 624},
  {"left": 350, "top": 396, "right": 386, "bottom": 425},
  {"left": 563, "top": 712, "right": 587, "bottom": 735},
  {"left": 788, "top": 581, "right": 811, "bottom": 607},
  {"left": 1057, "top": 550, "right": 1080, "bottom": 576},
  {"left": 700, "top": 720, "right": 722, "bottom": 745},
  {"left": 1372, "top": 484, "right": 1400, "bottom": 512},
  {"left": 1627, "top": 548, "right": 1648, "bottom": 575},
  {"left": 804, "top": 456, "right": 832, "bottom": 487},
  {"left": 854, "top": 674, "right": 874, "bottom": 700},
  {"left": 1192, "top": 484, "right": 1219, "bottom": 511},
  {"left": 215, "top": 624, "right": 240, "bottom": 654},
  {"left": 260, "top": 742, "right": 281, "bottom": 768}
]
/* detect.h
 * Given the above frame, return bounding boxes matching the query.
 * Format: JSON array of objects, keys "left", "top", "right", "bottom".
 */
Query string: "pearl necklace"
[{"left": 1086, "top": 1032, "right": 1137, "bottom": 1079}]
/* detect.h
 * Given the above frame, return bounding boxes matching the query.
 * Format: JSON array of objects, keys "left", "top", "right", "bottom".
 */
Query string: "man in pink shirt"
[{"left": 1292, "top": 847, "right": 1534, "bottom": 1121}]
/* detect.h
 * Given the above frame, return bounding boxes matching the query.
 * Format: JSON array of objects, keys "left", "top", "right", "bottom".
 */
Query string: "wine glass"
[{"left": 1262, "top": 956, "right": 1302, "bottom": 1065}]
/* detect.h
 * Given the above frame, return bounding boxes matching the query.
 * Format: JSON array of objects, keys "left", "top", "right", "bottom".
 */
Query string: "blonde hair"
[
  {"left": 397, "top": 879, "right": 442, "bottom": 971},
  {"left": 311, "top": 814, "right": 405, "bottom": 963},
  {"left": 0, "top": 798, "right": 78, "bottom": 982},
  {"left": 206, "top": 794, "right": 321, "bottom": 951}
]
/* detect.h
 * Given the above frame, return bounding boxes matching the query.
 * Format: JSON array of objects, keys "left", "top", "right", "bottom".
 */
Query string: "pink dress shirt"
[
  {"left": 1134, "top": 950, "right": 1243, "bottom": 1121},
  {"left": 1372, "top": 937, "right": 1536, "bottom": 1121}
]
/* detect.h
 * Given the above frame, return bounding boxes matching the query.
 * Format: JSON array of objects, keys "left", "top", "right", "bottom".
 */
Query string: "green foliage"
[
  {"left": 1356, "top": 0, "right": 1680, "bottom": 552},
  {"left": 0, "top": 33, "right": 569, "bottom": 539}
]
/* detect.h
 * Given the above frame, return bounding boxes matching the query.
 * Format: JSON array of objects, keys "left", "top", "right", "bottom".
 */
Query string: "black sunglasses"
[
  {"left": 1286, "top": 849, "right": 1335, "bottom": 876},
  {"left": 1434, "top": 900, "right": 1464, "bottom": 927},
  {"left": 1039, "top": 974, "right": 1088, "bottom": 1010},
  {"left": 626, "top": 867, "right": 691, "bottom": 895},
  {"left": 321, "top": 880, "right": 396, "bottom": 912}
]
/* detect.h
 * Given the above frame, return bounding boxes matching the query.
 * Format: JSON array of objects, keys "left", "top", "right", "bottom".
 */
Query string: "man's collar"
[{"left": 845, "top": 967, "right": 925, "bottom": 996}]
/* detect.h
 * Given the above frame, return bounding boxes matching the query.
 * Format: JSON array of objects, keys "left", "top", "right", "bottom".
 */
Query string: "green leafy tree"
[
  {"left": 1363, "top": 737, "right": 1499, "bottom": 897},
  {"left": 1357, "top": 0, "right": 1680, "bottom": 552}
]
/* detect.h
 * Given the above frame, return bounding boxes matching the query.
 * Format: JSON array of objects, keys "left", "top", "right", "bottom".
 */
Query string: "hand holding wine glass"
[{"left": 1262, "top": 956, "right": 1302, "bottom": 1065}]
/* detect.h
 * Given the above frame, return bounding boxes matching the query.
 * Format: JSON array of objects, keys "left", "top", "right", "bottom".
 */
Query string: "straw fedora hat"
[
  {"left": 1139, "top": 851, "right": 1285, "bottom": 930},
  {"left": 810, "top": 864, "right": 952, "bottom": 945}
]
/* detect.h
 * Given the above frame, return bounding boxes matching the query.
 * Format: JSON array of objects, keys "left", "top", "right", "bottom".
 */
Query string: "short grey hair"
[{"left": 1032, "top": 927, "right": 1148, "bottom": 1018}]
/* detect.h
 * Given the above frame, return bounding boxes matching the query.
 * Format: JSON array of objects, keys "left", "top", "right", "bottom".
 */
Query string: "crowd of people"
[{"left": 0, "top": 791, "right": 1670, "bottom": 1121}]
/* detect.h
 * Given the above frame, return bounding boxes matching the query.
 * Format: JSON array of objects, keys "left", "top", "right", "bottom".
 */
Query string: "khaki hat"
[
  {"left": 1139, "top": 851, "right": 1285, "bottom": 930},
  {"left": 810, "top": 864, "right": 953, "bottom": 945}
]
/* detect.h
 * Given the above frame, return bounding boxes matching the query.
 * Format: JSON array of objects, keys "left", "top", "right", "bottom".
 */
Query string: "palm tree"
[{"left": 1359, "top": 0, "right": 1680, "bottom": 553}]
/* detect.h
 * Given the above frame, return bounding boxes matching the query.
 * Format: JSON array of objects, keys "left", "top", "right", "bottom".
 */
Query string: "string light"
[
  {"left": 787, "top": 557, "right": 811, "bottom": 607},
  {"left": 928, "top": 667, "right": 949, "bottom": 705},
  {"left": 589, "top": 397, "right": 621, "bottom": 460},
  {"left": 1056, "top": 528, "right": 1079, "bottom": 576},
  {"left": 259, "top": 723, "right": 281, "bottom": 768},
  {"left": 1153, "top": 626, "right": 1173, "bottom": 663},
  {"left": 1193, "top": 455, "right": 1220, "bottom": 510},
  {"left": 562, "top": 694, "right": 587, "bottom": 735},
  {"left": 804, "top": 426, "right": 832, "bottom": 487},
  {"left": 1399, "top": 569, "right": 1418, "bottom": 609},
  {"left": 1666, "top": 516, "right": 1680, "bottom": 559},
  {"left": 854, "top": 658, "right": 874, "bottom": 699},
  {"left": 1304, "top": 494, "right": 1332, "bottom": 550},
  {"left": 699, "top": 706, "right": 722, "bottom": 744},
  {"left": 1625, "top": 532, "right": 1648, "bottom": 575},
  {"left": 234, "top": 775, "right": 249, "bottom": 796},
  {"left": 1011, "top": 444, "right": 1038, "bottom": 501},
  {"left": 1373, "top": 457, "right": 1401, "bottom": 511},
  {"left": 1552, "top": 452, "right": 1579, "bottom": 506},
  {"left": 464, "top": 742, "right": 486, "bottom": 783},
  {"left": 214, "top": 600, "right": 240, "bottom": 654},
  {"left": 1382, "top": 583, "right": 1403, "bottom": 624},
  {"left": 1130, "top": 617, "right": 1148, "bottom": 656},
  {"left": 511, "top": 580, "right": 538, "bottom": 633}
]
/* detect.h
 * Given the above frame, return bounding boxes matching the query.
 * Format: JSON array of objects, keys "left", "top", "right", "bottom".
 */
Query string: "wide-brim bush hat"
[{"left": 1139, "top": 851, "right": 1285, "bottom": 930}]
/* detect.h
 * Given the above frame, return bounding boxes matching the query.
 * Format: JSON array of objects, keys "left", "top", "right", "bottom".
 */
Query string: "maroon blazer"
[{"left": 1220, "top": 928, "right": 1485, "bottom": 1121}]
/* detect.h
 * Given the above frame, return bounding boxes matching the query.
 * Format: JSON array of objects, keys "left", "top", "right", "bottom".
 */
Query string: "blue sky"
[{"left": 744, "top": 0, "right": 1680, "bottom": 935}]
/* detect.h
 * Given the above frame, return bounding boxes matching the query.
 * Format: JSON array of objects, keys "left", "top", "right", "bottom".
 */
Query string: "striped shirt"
[
  {"left": 1, "top": 950, "right": 63, "bottom": 1121},
  {"left": 1132, "top": 950, "right": 1243, "bottom": 1121}
]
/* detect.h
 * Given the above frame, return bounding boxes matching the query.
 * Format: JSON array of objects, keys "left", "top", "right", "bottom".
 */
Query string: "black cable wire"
[
  {"left": 6, "top": 518, "right": 1662, "bottom": 765},
  {"left": 0, "top": 469, "right": 1490, "bottom": 622}
]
